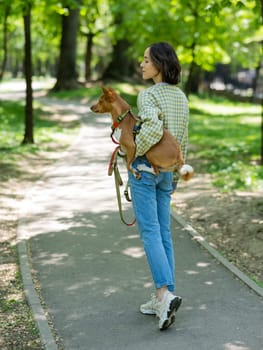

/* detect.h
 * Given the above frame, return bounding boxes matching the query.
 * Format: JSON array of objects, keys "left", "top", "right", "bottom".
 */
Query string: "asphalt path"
[{"left": 15, "top": 96, "right": 263, "bottom": 350}]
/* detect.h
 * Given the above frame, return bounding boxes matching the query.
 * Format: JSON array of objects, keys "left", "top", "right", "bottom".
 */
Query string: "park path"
[{"left": 15, "top": 92, "right": 263, "bottom": 350}]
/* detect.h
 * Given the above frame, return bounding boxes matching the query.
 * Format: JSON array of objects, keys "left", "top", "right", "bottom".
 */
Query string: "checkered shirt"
[{"left": 135, "top": 83, "right": 189, "bottom": 163}]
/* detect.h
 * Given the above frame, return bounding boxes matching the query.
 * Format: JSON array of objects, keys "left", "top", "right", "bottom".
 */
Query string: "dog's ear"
[
  {"left": 107, "top": 87, "right": 116, "bottom": 98},
  {"left": 102, "top": 86, "right": 108, "bottom": 94},
  {"left": 102, "top": 86, "right": 115, "bottom": 102}
]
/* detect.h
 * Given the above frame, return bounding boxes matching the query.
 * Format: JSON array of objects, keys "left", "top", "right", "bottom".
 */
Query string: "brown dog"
[{"left": 90, "top": 87, "right": 193, "bottom": 181}]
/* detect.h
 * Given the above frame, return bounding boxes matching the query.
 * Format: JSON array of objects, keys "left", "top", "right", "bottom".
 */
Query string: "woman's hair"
[{"left": 149, "top": 42, "right": 181, "bottom": 85}]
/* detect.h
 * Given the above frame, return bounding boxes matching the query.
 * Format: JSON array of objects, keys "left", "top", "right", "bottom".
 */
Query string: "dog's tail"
[{"left": 179, "top": 164, "right": 194, "bottom": 181}]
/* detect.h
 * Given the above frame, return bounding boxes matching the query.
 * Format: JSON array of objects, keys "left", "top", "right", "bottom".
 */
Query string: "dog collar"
[{"left": 112, "top": 110, "right": 131, "bottom": 130}]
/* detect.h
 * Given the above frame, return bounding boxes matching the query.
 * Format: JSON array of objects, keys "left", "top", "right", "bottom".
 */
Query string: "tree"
[
  {"left": 206, "top": 0, "right": 262, "bottom": 164},
  {"left": 102, "top": 38, "right": 135, "bottom": 81},
  {"left": 101, "top": 0, "right": 137, "bottom": 81},
  {"left": 105, "top": 0, "right": 261, "bottom": 93},
  {"left": 258, "top": 0, "right": 263, "bottom": 164},
  {"left": 52, "top": 0, "right": 82, "bottom": 91},
  {"left": 22, "top": 1, "right": 34, "bottom": 144},
  {"left": 79, "top": 0, "right": 110, "bottom": 81},
  {"left": 0, "top": 2, "right": 11, "bottom": 81}
]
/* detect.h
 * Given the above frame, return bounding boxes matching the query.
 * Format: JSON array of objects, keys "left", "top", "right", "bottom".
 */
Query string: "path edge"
[
  {"left": 171, "top": 210, "right": 263, "bottom": 298},
  {"left": 16, "top": 117, "right": 88, "bottom": 349},
  {"left": 17, "top": 239, "right": 58, "bottom": 350}
]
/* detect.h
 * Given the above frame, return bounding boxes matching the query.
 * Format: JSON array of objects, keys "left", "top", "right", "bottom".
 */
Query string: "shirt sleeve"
[{"left": 135, "top": 90, "right": 164, "bottom": 157}]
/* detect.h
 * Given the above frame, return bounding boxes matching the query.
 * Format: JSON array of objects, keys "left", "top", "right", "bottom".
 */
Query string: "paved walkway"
[{"left": 18, "top": 102, "right": 263, "bottom": 350}]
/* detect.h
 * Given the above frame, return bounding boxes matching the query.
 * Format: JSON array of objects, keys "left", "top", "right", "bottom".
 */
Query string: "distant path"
[{"left": 0, "top": 78, "right": 56, "bottom": 100}]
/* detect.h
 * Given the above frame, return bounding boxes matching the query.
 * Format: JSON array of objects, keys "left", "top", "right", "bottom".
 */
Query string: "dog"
[{"left": 90, "top": 87, "right": 194, "bottom": 181}]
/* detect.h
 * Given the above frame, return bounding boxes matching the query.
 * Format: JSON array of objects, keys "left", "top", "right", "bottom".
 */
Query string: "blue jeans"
[{"left": 128, "top": 157, "right": 175, "bottom": 292}]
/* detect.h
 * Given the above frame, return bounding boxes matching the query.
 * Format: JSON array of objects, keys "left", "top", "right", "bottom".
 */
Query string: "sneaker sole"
[
  {"left": 160, "top": 296, "right": 182, "bottom": 331},
  {"left": 140, "top": 308, "right": 156, "bottom": 315}
]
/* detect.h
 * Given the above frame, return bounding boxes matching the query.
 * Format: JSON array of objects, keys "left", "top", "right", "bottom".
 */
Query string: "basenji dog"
[{"left": 90, "top": 87, "right": 194, "bottom": 181}]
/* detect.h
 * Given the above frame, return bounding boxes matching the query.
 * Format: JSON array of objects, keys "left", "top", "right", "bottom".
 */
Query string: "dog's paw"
[{"left": 133, "top": 169, "right": 141, "bottom": 180}]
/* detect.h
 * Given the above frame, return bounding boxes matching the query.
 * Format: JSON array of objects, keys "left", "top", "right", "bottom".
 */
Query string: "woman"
[{"left": 128, "top": 42, "right": 189, "bottom": 330}]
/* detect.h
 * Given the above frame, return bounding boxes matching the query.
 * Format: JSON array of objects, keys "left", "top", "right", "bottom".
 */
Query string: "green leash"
[{"left": 109, "top": 146, "right": 136, "bottom": 227}]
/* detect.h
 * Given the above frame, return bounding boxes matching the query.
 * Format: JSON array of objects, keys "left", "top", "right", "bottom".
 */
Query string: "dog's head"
[
  {"left": 90, "top": 87, "right": 131, "bottom": 117},
  {"left": 90, "top": 87, "right": 118, "bottom": 114}
]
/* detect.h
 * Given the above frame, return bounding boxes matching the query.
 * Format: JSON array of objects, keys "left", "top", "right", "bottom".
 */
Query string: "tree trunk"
[
  {"left": 251, "top": 64, "right": 260, "bottom": 101},
  {"left": 0, "top": 4, "right": 10, "bottom": 81},
  {"left": 261, "top": 96, "right": 263, "bottom": 165},
  {"left": 250, "top": 60, "right": 263, "bottom": 164},
  {"left": 102, "top": 39, "right": 135, "bottom": 81},
  {"left": 52, "top": 6, "right": 81, "bottom": 91},
  {"left": 84, "top": 33, "right": 94, "bottom": 81},
  {"left": 184, "top": 61, "right": 202, "bottom": 97},
  {"left": 101, "top": 5, "right": 135, "bottom": 81},
  {"left": 260, "top": 0, "right": 263, "bottom": 165},
  {"left": 22, "top": 5, "right": 34, "bottom": 144}
]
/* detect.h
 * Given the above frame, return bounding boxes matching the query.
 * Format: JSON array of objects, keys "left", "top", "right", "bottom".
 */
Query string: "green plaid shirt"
[{"left": 135, "top": 83, "right": 189, "bottom": 161}]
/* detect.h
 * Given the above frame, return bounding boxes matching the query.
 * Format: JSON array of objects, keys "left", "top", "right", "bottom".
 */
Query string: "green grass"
[
  {"left": 255, "top": 280, "right": 263, "bottom": 288},
  {"left": 188, "top": 94, "right": 262, "bottom": 192},
  {"left": 0, "top": 99, "right": 79, "bottom": 181},
  {"left": 48, "top": 82, "right": 140, "bottom": 106},
  {"left": 49, "top": 85, "right": 101, "bottom": 101},
  {"left": 0, "top": 100, "right": 78, "bottom": 148}
]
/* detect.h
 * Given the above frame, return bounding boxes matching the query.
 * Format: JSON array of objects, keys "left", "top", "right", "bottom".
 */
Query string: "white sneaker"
[
  {"left": 140, "top": 294, "right": 159, "bottom": 315},
  {"left": 158, "top": 291, "right": 182, "bottom": 331}
]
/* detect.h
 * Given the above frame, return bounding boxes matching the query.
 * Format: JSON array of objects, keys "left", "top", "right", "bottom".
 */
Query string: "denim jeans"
[{"left": 128, "top": 157, "right": 175, "bottom": 292}]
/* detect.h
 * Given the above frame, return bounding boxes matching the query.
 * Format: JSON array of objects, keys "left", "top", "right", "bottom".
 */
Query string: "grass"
[
  {"left": 0, "top": 100, "right": 79, "bottom": 149},
  {"left": 188, "top": 94, "right": 262, "bottom": 192},
  {"left": 49, "top": 85, "right": 101, "bottom": 101},
  {"left": 48, "top": 82, "right": 140, "bottom": 106},
  {"left": 256, "top": 280, "right": 263, "bottom": 289},
  {"left": 0, "top": 99, "right": 80, "bottom": 181},
  {"left": 0, "top": 267, "right": 42, "bottom": 348}
]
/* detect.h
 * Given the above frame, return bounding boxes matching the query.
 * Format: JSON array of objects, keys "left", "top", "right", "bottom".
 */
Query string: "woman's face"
[{"left": 140, "top": 47, "right": 162, "bottom": 83}]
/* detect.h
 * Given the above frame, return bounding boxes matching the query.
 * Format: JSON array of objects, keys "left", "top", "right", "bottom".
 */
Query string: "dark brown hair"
[{"left": 149, "top": 42, "right": 181, "bottom": 85}]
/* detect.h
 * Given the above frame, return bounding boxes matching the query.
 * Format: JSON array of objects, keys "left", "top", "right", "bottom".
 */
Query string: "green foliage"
[
  {"left": 0, "top": 0, "right": 261, "bottom": 81},
  {"left": 106, "top": 0, "right": 262, "bottom": 72},
  {"left": 188, "top": 94, "right": 262, "bottom": 192}
]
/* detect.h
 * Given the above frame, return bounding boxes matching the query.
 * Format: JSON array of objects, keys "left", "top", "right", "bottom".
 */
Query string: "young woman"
[{"left": 128, "top": 42, "right": 189, "bottom": 330}]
